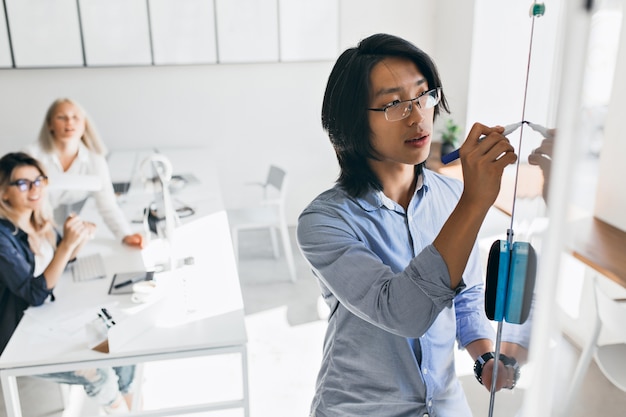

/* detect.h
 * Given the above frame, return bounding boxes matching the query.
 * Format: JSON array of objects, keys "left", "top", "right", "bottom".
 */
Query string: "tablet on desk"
[{"left": 108, "top": 271, "right": 154, "bottom": 295}]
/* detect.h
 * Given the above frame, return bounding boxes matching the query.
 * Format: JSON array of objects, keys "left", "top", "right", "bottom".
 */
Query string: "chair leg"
[
  {"left": 231, "top": 228, "right": 240, "bottom": 263},
  {"left": 269, "top": 227, "right": 280, "bottom": 259},
  {"left": 279, "top": 223, "right": 297, "bottom": 282},
  {"left": 130, "top": 363, "right": 145, "bottom": 411},
  {"left": 59, "top": 384, "right": 86, "bottom": 417},
  {"left": 59, "top": 383, "right": 71, "bottom": 409},
  {"left": 559, "top": 314, "right": 602, "bottom": 417}
]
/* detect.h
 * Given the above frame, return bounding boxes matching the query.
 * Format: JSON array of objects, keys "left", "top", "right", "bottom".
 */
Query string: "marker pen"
[
  {"left": 525, "top": 121, "right": 553, "bottom": 138},
  {"left": 441, "top": 122, "right": 524, "bottom": 164},
  {"left": 113, "top": 275, "right": 148, "bottom": 289},
  {"left": 101, "top": 308, "right": 116, "bottom": 326}
]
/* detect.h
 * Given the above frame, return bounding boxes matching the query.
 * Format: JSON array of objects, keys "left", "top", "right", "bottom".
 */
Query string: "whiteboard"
[
  {"left": 79, "top": 0, "right": 152, "bottom": 66},
  {"left": 215, "top": 0, "right": 279, "bottom": 63},
  {"left": 594, "top": 7, "right": 626, "bottom": 232},
  {"left": 278, "top": 0, "right": 338, "bottom": 62},
  {"left": 5, "top": 0, "right": 83, "bottom": 68},
  {"left": 0, "top": 3, "right": 11, "bottom": 67},
  {"left": 149, "top": 0, "right": 217, "bottom": 65}
]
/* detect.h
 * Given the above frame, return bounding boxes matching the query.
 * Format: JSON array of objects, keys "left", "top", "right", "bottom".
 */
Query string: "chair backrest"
[
  {"left": 594, "top": 279, "right": 626, "bottom": 341},
  {"left": 263, "top": 165, "right": 287, "bottom": 203},
  {"left": 266, "top": 165, "right": 286, "bottom": 191}
]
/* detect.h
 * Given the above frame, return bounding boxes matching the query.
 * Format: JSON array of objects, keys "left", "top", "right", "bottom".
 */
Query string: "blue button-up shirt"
[{"left": 297, "top": 169, "right": 495, "bottom": 417}]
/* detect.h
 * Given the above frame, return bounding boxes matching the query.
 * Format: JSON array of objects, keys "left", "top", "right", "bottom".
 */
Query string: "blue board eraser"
[{"left": 505, "top": 242, "right": 537, "bottom": 324}]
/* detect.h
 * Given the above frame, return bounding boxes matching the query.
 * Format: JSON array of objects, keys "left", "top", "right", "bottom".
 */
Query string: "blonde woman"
[
  {"left": 0, "top": 152, "right": 135, "bottom": 413},
  {"left": 26, "top": 98, "right": 144, "bottom": 248}
]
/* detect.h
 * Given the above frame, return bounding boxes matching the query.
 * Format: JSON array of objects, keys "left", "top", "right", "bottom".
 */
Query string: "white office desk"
[{"left": 0, "top": 148, "right": 249, "bottom": 417}]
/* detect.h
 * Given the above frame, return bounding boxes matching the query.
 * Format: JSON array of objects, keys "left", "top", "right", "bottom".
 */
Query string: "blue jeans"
[{"left": 36, "top": 365, "right": 135, "bottom": 406}]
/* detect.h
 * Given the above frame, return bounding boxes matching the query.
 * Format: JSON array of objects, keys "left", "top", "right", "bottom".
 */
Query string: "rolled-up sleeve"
[
  {"left": 91, "top": 155, "right": 132, "bottom": 240},
  {"left": 409, "top": 244, "right": 465, "bottom": 305}
]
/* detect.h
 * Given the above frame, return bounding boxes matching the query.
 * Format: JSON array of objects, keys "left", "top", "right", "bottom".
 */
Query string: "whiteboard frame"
[{"left": 0, "top": 1, "right": 13, "bottom": 67}]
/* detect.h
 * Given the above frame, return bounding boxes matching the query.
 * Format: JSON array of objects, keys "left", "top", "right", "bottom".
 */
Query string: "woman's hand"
[
  {"left": 44, "top": 214, "right": 96, "bottom": 288},
  {"left": 62, "top": 214, "right": 95, "bottom": 250},
  {"left": 123, "top": 233, "right": 145, "bottom": 249}
]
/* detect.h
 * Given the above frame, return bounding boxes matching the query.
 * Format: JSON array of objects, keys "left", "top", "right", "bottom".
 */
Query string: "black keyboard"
[{"left": 112, "top": 182, "right": 131, "bottom": 195}]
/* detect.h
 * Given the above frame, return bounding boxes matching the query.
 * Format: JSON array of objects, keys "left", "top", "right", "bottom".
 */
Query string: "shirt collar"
[
  {"left": 0, "top": 218, "right": 26, "bottom": 239},
  {"left": 51, "top": 141, "right": 90, "bottom": 170},
  {"left": 353, "top": 170, "right": 431, "bottom": 212}
]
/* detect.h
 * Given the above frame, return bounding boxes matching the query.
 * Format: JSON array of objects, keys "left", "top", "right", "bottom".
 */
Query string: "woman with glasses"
[
  {"left": 0, "top": 152, "right": 135, "bottom": 414},
  {"left": 25, "top": 98, "right": 144, "bottom": 248},
  {"left": 297, "top": 33, "right": 520, "bottom": 417}
]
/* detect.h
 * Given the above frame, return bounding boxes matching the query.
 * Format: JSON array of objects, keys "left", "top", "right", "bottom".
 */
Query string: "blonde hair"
[
  {"left": 37, "top": 98, "right": 107, "bottom": 155},
  {"left": 0, "top": 152, "right": 56, "bottom": 253}
]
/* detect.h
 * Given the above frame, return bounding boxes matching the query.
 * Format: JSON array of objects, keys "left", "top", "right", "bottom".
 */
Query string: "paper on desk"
[
  {"left": 152, "top": 266, "right": 241, "bottom": 328},
  {"left": 23, "top": 301, "right": 119, "bottom": 341}
]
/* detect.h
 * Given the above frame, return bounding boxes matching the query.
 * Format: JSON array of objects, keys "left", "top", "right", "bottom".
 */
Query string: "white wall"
[
  {"left": 0, "top": 59, "right": 338, "bottom": 225},
  {"left": 432, "top": 0, "right": 476, "bottom": 132},
  {"left": 466, "top": 0, "right": 563, "bottom": 163},
  {"left": 595, "top": 4, "right": 626, "bottom": 231},
  {"left": 0, "top": 0, "right": 472, "bottom": 225}
]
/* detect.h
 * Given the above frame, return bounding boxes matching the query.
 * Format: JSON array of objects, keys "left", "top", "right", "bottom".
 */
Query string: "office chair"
[
  {"left": 560, "top": 275, "right": 626, "bottom": 416},
  {"left": 227, "top": 165, "right": 297, "bottom": 282}
]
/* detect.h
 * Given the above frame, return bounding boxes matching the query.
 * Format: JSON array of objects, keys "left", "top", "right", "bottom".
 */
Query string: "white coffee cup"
[{"left": 131, "top": 281, "right": 158, "bottom": 303}]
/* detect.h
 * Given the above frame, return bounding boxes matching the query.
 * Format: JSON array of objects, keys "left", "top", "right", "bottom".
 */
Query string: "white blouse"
[
  {"left": 33, "top": 237, "right": 55, "bottom": 277},
  {"left": 25, "top": 142, "right": 131, "bottom": 240}
]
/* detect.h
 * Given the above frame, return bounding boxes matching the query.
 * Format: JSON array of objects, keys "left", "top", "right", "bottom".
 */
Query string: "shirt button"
[
  {"left": 423, "top": 414, "right": 429, "bottom": 417},
  {"left": 423, "top": 368, "right": 428, "bottom": 375},
  {"left": 428, "top": 400, "right": 433, "bottom": 407}
]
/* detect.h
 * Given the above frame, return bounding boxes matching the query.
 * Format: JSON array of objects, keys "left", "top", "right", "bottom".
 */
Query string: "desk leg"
[
  {"left": 241, "top": 345, "right": 250, "bottom": 417},
  {"left": 0, "top": 372, "right": 22, "bottom": 417}
]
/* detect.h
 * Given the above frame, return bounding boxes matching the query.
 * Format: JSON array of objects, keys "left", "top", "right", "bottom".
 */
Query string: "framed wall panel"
[
  {"left": 79, "top": 0, "right": 152, "bottom": 66},
  {"left": 5, "top": 0, "right": 83, "bottom": 67},
  {"left": 279, "top": 0, "right": 338, "bottom": 62},
  {"left": 0, "top": 3, "right": 12, "bottom": 67},
  {"left": 215, "top": 0, "right": 279, "bottom": 63},
  {"left": 149, "top": 0, "right": 217, "bottom": 65}
]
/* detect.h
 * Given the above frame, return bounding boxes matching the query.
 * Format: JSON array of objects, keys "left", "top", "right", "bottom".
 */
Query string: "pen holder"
[
  {"left": 86, "top": 316, "right": 110, "bottom": 352},
  {"left": 84, "top": 301, "right": 163, "bottom": 354}
]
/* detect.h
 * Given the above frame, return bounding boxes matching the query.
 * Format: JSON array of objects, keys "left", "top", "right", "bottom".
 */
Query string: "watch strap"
[{"left": 473, "top": 352, "right": 520, "bottom": 389}]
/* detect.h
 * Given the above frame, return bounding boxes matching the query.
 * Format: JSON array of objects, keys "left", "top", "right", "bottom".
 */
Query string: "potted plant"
[{"left": 440, "top": 118, "right": 461, "bottom": 158}]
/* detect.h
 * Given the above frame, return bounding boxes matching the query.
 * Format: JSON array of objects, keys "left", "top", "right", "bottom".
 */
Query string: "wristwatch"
[{"left": 473, "top": 352, "right": 520, "bottom": 389}]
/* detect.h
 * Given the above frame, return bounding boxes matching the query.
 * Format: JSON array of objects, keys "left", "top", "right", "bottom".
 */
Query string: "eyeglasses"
[
  {"left": 9, "top": 175, "right": 48, "bottom": 192},
  {"left": 368, "top": 87, "right": 441, "bottom": 122}
]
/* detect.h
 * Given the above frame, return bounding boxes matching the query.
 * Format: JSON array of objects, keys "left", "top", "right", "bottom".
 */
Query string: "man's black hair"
[{"left": 321, "top": 33, "right": 450, "bottom": 197}]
